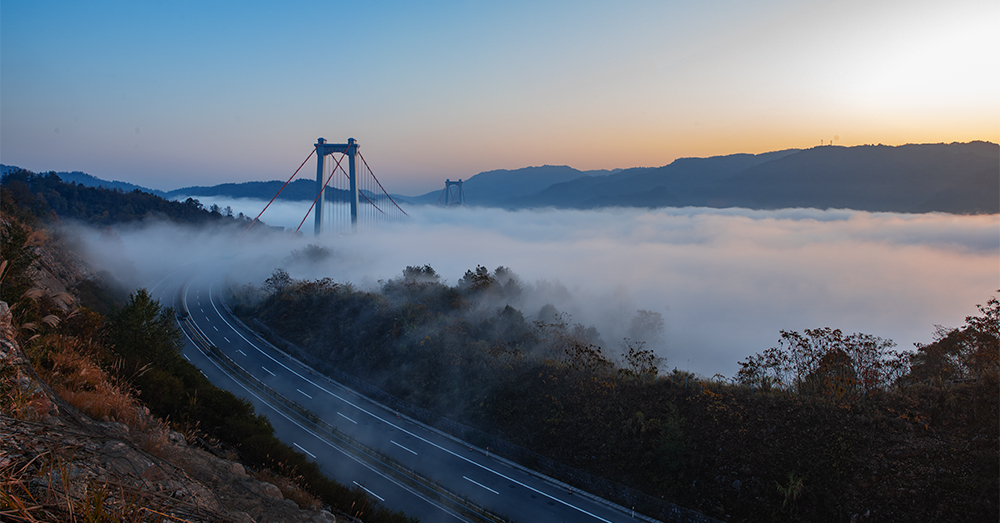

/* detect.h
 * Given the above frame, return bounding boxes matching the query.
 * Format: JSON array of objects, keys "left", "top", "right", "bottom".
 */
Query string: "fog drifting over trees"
[{"left": 76, "top": 203, "right": 998, "bottom": 377}]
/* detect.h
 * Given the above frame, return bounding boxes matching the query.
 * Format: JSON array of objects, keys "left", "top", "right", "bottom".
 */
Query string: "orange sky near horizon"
[{"left": 2, "top": 0, "right": 997, "bottom": 194}]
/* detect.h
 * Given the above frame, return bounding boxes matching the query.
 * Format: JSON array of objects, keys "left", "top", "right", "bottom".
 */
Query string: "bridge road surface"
[{"left": 149, "top": 262, "right": 647, "bottom": 523}]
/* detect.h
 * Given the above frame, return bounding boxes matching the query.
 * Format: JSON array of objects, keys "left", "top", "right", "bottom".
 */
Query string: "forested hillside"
[
  {"left": 1, "top": 168, "right": 257, "bottom": 226},
  {"left": 1, "top": 163, "right": 168, "bottom": 197},
  {"left": 237, "top": 261, "right": 999, "bottom": 522}
]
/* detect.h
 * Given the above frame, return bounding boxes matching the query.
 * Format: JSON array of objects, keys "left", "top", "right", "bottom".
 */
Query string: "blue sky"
[{"left": 2, "top": 0, "right": 997, "bottom": 194}]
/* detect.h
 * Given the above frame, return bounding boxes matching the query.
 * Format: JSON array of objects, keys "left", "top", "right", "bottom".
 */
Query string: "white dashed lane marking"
[
  {"left": 392, "top": 441, "right": 418, "bottom": 455},
  {"left": 464, "top": 476, "right": 499, "bottom": 494}
]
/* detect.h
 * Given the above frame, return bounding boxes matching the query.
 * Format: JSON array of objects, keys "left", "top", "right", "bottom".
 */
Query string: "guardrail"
[{"left": 180, "top": 316, "right": 510, "bottom": 523}]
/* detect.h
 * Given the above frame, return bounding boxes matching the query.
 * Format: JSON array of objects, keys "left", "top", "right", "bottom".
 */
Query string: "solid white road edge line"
[
  {"left": 354, "top": 481, "right": 385, "bottom": 502},
  {"left": 293, "top": 442, "right": 316, "bottom": 459}
]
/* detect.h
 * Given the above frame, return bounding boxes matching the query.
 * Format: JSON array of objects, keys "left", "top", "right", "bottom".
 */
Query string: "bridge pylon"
[
  {"left": 314, "top": 137, "right": 359, "bottom": 235},
  {"left": 439, "top": 178, "right": 465, "bottom": 206}
]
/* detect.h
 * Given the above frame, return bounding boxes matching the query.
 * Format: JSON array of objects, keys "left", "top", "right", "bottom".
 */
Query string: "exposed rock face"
[{"left": 0, "top": 304, "right": 343, "bottom": 522}]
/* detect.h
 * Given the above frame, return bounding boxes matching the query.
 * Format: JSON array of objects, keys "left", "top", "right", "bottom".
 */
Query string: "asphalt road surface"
[{"left": 150, "top": 261, "right": 653, "bottom": 523}]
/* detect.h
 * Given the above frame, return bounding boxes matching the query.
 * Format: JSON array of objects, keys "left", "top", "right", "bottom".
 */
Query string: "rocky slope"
[
  {"left": 0, "top": 221, "right": 353, "bottom": 522},
  {"left": 1, "top": 300, "right": 348, "bottom": 523}
]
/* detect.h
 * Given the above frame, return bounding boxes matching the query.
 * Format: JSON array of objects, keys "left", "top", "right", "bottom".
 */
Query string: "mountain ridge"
[
  {"left": 709, "top": 142, "right": 999, "bottom": 212},
  {"left": 507, "top": 142, "right": 998, "bottom": 213},
  {"left": 405, "top": 164, "right": 621, "bottom": 206},
  {"left": 5, "top": 141, "right": 996, "bottom": 213}
]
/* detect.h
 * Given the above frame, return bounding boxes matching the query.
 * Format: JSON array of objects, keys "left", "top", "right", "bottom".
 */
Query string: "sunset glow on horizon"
[{"left": 2, "top": 0, "right": 997, "bottom": 194}]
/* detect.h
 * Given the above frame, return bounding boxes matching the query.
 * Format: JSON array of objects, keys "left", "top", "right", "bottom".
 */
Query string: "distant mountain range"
[
  {"left": 161, "top": 179, "right": 375, "bottom": 204},
  {"left": 405, "top": 165, "right": 621, "bottom": 205},
  {"left": 162, "top": 179, "right": 319, "bottom": 201},
  {"left": 4, "top": 141, "right": 997, "bottom": 214},
  {"left": 417, "top": 141, "right": 998, "bottom": 213}
]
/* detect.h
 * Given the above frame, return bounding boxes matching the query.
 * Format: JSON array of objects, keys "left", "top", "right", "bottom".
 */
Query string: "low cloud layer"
[{"left": 78, "top": 200, "right": 1000, "bottom": 378}]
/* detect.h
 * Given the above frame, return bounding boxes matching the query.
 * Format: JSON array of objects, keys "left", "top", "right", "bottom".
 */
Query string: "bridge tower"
[
  {"left": 314, "top": 137, "right": 359, "bottom": 235},
  {"left": 441, "top": 178, "right": 465, "bottom": 206}
]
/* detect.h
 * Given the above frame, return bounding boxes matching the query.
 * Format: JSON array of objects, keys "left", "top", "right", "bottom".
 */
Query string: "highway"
[{"left": 150, "top": 261, "right": 653, "bottom": 523}]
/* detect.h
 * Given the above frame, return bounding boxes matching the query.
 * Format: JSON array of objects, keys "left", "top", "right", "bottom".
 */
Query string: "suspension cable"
[
  {"left": 358, "top": 152, "right": 409, "bottom": 216},
  {"left": 334, "top": 159, "right": 386, "bottom": 215},
  {"left": 241, "top": 147, "right": 316, "bottom": 238},
  {"left": 293, "top": 152, "right": 348, "bottom": 236}
]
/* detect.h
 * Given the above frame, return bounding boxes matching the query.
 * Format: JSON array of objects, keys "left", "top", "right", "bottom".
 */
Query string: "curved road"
[{"left": 150, "top": 261, "right": 652, "bottom": 523}]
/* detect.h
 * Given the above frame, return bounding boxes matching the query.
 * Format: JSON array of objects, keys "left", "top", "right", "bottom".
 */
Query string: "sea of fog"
[{"left": 84, "top": 196, "right": 999, "bottom": 378}]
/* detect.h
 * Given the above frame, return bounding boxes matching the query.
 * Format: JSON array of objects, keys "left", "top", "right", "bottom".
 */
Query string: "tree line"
[
  {"left": 238, "top": 259, "right": 998, "bottom": 522},
  {"left": 1, "top": 167, "right": 257, "bottom": 227}
]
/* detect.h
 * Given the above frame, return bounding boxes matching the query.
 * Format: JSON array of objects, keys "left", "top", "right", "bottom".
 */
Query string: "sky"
[{"left": 2, "top": 0, "right": 998, "bottom": 195}]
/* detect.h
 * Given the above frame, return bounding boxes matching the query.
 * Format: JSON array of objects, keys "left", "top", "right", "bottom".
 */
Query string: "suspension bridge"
[{"left": 246, "top": 137, "right": 409, "bottom": 236}]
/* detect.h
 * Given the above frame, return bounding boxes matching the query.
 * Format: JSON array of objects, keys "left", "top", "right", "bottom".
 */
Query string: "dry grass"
[
  {"left": 33, "top": 335, "right": 183, "bottom": 464},
  {"left": 0, "top": 363, "right": 54, "bottom": 421},
  {"left": 32, "top": 335, "right": 148, "bottom": 429},
  {"left": 0, "top": 420, "right": 207, "bottom": 523},
  {"left": 3, "top": 333, "right": 318, "bottom": 522},
  {"left": 0, "top": 337, "right": 210, "bottom": 522},
  {"left": 249, "top": 467, "right": 323, "bottom": 511}
]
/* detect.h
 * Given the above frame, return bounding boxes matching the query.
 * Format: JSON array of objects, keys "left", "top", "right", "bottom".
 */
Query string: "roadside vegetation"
[
  {"left": 1, "top": 171, "right": 415, "bottom": 522},
  {"left": 236, "top": 259, "right": 999, "bottom": 522}
]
